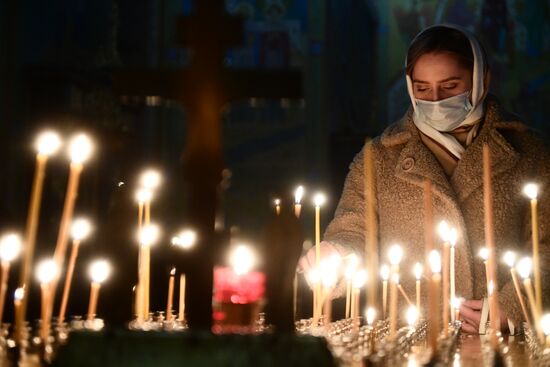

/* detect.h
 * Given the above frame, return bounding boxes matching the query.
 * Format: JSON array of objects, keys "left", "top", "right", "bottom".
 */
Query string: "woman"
[{"left": 299, "top": 24, "right": 550, "bottom": 333}]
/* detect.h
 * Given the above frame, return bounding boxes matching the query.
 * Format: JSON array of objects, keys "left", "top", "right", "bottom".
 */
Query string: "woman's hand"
[
  {"left": 459, "top": 299, "right": 509, "bottom": 334},
  {"left": 297, "top": 241, "right": 342, "bottom": 278}
]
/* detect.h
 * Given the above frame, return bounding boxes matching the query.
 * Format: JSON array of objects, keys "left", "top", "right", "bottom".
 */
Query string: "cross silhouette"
[{"left": 113, "top": 1, "right": 303, "bottom": 329}]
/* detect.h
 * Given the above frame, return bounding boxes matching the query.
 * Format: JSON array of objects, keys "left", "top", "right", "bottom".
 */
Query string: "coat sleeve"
[{"left": 500, "top": 133, "right": 550, "bottom": 327}]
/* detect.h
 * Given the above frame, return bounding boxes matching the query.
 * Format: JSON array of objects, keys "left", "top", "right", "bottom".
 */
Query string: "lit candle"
[
  {"left": 230, "top": 244, "right": 256, "bottom": 275},
  {"left": 166, "top": 268, "right": 176, "bottom": 321},
  {"left": 380, "top": 264, "right": 390, "bottom": 319},
  {"left": 171, "top": 229, "right": 198, "bottom": 250},
  {"left": 428, "top": 250, "right": 441, "bottom": 357},
  {"left": 395, "top": 274, "right": 413, "bottom": 307},
  {"left": 274, "top": 198, "right": 281, "bottom": 216},
  {"left": 58, "top": 218, "right": 92, "bottom": 323},
  {"left": 140, "top": 169, "right": 162, "bottom": 191},
  {"left": 19, "top": 131, "right": 61, "bottom": 333},
  {"left": 321, "top": 264, "right": 338, "bottom": 324},
  {"left": 294, "top": 186, "right": 304, "bottom": 218},
  {"left": 502, "top": 251, "right": 531, "bottom": 325},
  {"left": 36, "top": 260, "right": 58, "bottom": 343},
  {"left": 524, "top": 183, "right": 542, "bottom": 318},
  {"left": 307, "top": 269, "right": 321, "bottom": 320},
  {"left": 313, "top": 192, "right": 326, "bottom": 319},
  {"left": 136, "top": 188, "right": 153, "bottom": 230},
  {"left": 388, "top": 244, "right": 403, "bottom": 340},
  {"left": 87, "top": 260, "right": 111, "bottom": 321},
  {"left": 438, "top": 221, "right": 450, "bottom": 336},
  {"left": 479, "top": 247, "right": 490, "bottom": 291},
  {"left": 366, "top": 307, "right": 376, "bottom": 327},
  {"left": 449, "top": 229, "right": 458, "bottom": 321},
  {"left": 0, "top": 234, "right": 22, "bottom": 323},
  {"left": 344, "top": 255, "right": 359, "bottom": 318},
  {"left": 517, "top": 257, "right": 543, "bottom": 341},
  {"left": 406, "top": 305, "right": 419, "bottom": 328},
  {"left": 13, "top": 287, "right": 24, "bottom": 344},
  {"left": 364, "top": 141, "right": 378, "bottom": 313},
  {"left": 483, "top": 145, "right": 501, "bottom": 346},
  {"left": 178, "top": 273, "right": 186, "bottom": 321},
  {"left": 351, "top": 269, "right": 367, "bottom": 319},
  {"left": 137, "top": 224, "right": 160, "bottom": 321},
  {"left": 451, "top": 297, "right": 462, "bottom": 322},
  {"left": 414, "top": 263, "right": 423, "bottom": 316},
  {"left": 541, "top": 313, "right": 550, "bottom": 348}
]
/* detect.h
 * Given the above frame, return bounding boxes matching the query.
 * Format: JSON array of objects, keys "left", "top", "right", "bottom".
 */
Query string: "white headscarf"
[{"left": 406, "top": 24, "right": 487, "bottom": 159}]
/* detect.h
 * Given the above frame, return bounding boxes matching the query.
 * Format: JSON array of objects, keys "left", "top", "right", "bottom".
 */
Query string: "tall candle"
[
  {"left": 0, "top": 234, "right": 22, "bottom": 323},
  {"left": 364, "top": 140, "right": 378, "bottom": 311},
  {"left": 294, "top": 186, "right": 304, "bottom": 218},
  {"left": 428, "top": 250, "right": 441, "bottom": 358},
  {"left": 59, "top": 218, "right": 92, "bottom": 323},
  {"left": 345, "top": 267, "right": 353, "bottom": 318},
  {"left": 483, "top": 145, "right": 500, "bottom": 346},
  {"left": 138, "top": 224, "right": 160, "bottom": 320},
  {"left": 541, "top": 314, "right": 550, "bottom": 348},
  {"left": 308, "top": 269, "right": 320, "bottom": 319},
  {"left": 449, "top": 229, "right": 457, "bottom": 321},
  {"left": 414, "top": 263, "right": 422, "bottom": 316},
  {"left": 397, "top": 282, "right": 413, "bottom": 306},
  {"left": 178, "top": 273, "right": 186, "bottom": 321},
  {"left": 18, "top": 131, "right": 61, "bottom": 335},
  {"left": 387, "top": 245, "right": 403, "bottom": 340},
  {"left": 351, "top": 269, "right": 366, "bottom": 319},
  {"left": 274, "top": 198, "right": 281, "bottom": 216},
  {"left": 503, "top": 251, "right": 531, "bottom": 326},
  {"left": 36, "top": 260, "right": 58, "bottom": 344},
  {"left": 517, "top": 257, "right": 543, "bottom": 342},
  {"left": 380, "top": 265, "right": 390, "bottom": 319},
  {"left": 14, "top": 288, "right": 24, "bottom": 344},
  {"left": 87, "top": 260, "right": 110, "bottom": 321},
  {"left": 313, "top": 192, "right": 326, "bottom": 319},
  {"left": 523, "top": 183, "right": 542, "bottom": 318},
  {"left": 442, "top": 241, "right": 450, "bottom": 336},
  {"left": 166, "top": 268, "right": 176, "bottom": 321}
]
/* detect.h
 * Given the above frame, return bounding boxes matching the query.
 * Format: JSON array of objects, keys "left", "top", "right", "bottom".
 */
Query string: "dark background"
[{"left": 0, "top": 0, "right": 548, "bottom": 326}]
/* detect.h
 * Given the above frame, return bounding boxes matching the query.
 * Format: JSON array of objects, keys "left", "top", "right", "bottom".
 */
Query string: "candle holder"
[{"left": 524, "top": 322, "right": 550, "bottom": 365}]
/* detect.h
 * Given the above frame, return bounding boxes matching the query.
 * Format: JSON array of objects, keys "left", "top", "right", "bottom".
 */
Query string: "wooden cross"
[{"left": 113, "top": 1, "right": 303, "bottom": 329}]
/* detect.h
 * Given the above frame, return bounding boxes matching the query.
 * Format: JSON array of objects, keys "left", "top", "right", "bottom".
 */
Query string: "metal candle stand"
[{"left": 524, "top": 323, "right": 550, "bottom": 366}]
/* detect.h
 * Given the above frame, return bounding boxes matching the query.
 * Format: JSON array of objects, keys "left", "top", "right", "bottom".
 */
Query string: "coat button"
[{"left": 401, "top": 157, "right": 415, "bottom": 171}]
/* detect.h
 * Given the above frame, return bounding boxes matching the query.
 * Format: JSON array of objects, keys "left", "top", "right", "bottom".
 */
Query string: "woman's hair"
[{"left": 406, "top": 26, "right": 489, "bottom": 77}]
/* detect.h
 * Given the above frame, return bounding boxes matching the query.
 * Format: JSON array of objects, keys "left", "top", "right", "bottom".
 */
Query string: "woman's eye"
[
  {"left": 443, "top": 84, "right": 457, "bottom": 89},
  {"left": 416, "top": 87, "right": 428, "bottom": 92}
]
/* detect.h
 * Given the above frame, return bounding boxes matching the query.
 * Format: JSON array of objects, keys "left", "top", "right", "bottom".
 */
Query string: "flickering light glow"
[
  {"left": 90, "top": 260, "right": 111, "bottom": 283},
  {"left": 307, "top": 268, "right": 320, "bottom": 285},
  {"left": 438, "top": 221, "right": 450, "bottom": 242},
  {"left": 366, "top": 307, "right": 376, "bottom": 326},
  {"left": 451, "top": 297, "right": 462, "bottom": 310},
  {"left": 36, "top": 260, "right": 58, "bottom": 284},
  {"left": 478, "top": 247, "right": 489, "bottom": 261},
  {"left": 71, "top": 218, "right": 92, "bottom": 241},
  {"left": 138, "top": 224, "right": 160, "bottom": 247},
  {"left": 294, "top": 186, "right": 304, "bottom": 204},
  {"left": 36, "top": 131, "right": 62, "bottom": 156},
  {"left": 313, "top": 193, "right": 326, "bottom": 207},
  {"left": 502, "top": 251, "right": 517, "bottom": 268},
  {"left": 352, "top": 269, "right": 367, "bottom": 289},
  {"left": 391, "top": 273, "right": 400, "bottom": 285},
  {"left": 170, "top": 268, "right": 176, "bottom": 276},
  {"left": 230, "top": 245, "right": 255, "bottom": 275},
  {"left": 523, "top": 183, "right": 539, "bottom": 200},
  {"left": 380, "top": 264, "right": 390, "bottom": 281},
  {"left": 136, "top": 188, "right": 153, "bottom": 204},
  {"left": 0, "top": 233, "right": 22, "bottom": 262},
  {"left": 429, "top": 250, "right": 442, "bottom": 274},
  {"left": 14, "top": 287, "right": 24, "bottom": 301},
  {"left": 68, "top": 133, "right": 93, "bottom": 164},
  {"left": 388, "top": 244, "right": 403, "bottom": 265},
  {"left": 274, "top": 198, "right": 281, "bottom": 206},
  {"left": 517, "top": 257, "right": 533, "bottom": 280},
  {"left": 406, "top": 306, "right": 419, "bottom": 327},
  {"left": 140, "top": 169, "right": 162, "bottom": 190},
  {"left": 449, "top": 229, "right": 458, "bottom": 247},
  {"left": 171, "top": 229, "right": 197, "bottom": 250},
  {"left": 322, "top": 269, "right": 338, "bottom": 288},
  {"left": 414, "top": 262, "right": 423, "bottom": 280},
  {"left": 541, "top": 314, "right": 550, "bottom": 336}
]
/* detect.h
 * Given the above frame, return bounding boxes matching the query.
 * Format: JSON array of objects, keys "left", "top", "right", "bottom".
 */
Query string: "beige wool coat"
[{"left": 323, "top": 97, "right": 550, "bottom": 325}]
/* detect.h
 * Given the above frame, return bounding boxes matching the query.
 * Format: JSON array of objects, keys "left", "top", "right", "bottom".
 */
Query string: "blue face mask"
[{"left": 414, "top": 91, "right": 473, "bottom": 132}]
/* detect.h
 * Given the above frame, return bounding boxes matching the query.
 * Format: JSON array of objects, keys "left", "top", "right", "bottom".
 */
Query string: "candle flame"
[
  {"left": 451, "top": 297, "right": 462, "bottom": 310},
  {"left": 14, "top": 287, "right": 24, "bottom": 301},
  {"left": 90, "top": 260, "right": 111, "bottom": 283},
  {"left": 352, "top": 269, "right": 367, "bottom": 288},
  {"left": 313, "top": 192, "right": 326, "bottom": 207},
  {"left": 138, "top": 224, "right": 160, "bottom": 247},
  {"left": 516, "top": 257, "right": 532, "bottom": 280},
  {"left": 274, "top": 198, "right": 281, "bottom": 206},
  {"left": 170, "top": 267, "right": 176, "bottom": 276},
  {"left": 438, "top": 221, "right": 450, "bottom": 242},
  {"left": 388, "top": 244, "right": 403, "bottom": 265},
  {"left": 523, "top": 183, "right": 539, "bottom": 200},
  {"left": 171, "top": 229, "right": 197, "bottom": 250},
  {"left": 140, "top": 169, "right": 162, "bottom": 190},
  {"left": 380, "top": 264, "right": 390, "bottom": 281},
  {"left": 294, "top": 186, "right": 304, "bottom": 204},
  {"left": 428, "top": 250, "right": 442, "bottom": 274},
  {"left": 414, "top": 262, "right": 423, "bottom": 280},
  {"left": 478, "top": 247, "right": 489, "bottom": 261},
  {"left": 68, "top": 133, "right": 93, "bottom": 164},
  {"left": 230, "top": 245, "right": 255, "bottom": 275},
  {"left": 366, "top": 307, "right": 376, "bottom": 326},
  {"left": 449, "top": 228, "right": 458, "bottom": 247},
  {"left": 36, "top": 259, "right": 58, "bottom": 284},
  {"left": 36, "top": 130, "right": 61, "bottom": 156},
  {"left": 391, "top": 273, "right": 399, "bottom": 284},
  {"left": 0, "top": 233, "right": 22, "bottom": 262},
  {"left": 541, "top": 313, "right": 550, "bottom": 336},
  {"left": 406, "top": 305, "right": 419, "bottom": 327},
  {"left": 307, "top": 268, "right": 320, "bottom": 285},
  {"left": 502, "top": 251, "right": 516, "bottom": 268},
  {"left": 136, "top": 188, "right": 153, "bottom": 204},
  {"left": 71, "top": 218, "right": 92, "bottom": 241}
]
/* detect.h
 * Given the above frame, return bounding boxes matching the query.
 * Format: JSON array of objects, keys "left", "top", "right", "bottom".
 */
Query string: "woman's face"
[{"left": 411, "top": 52, "right": 472, "bottom": 101}]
